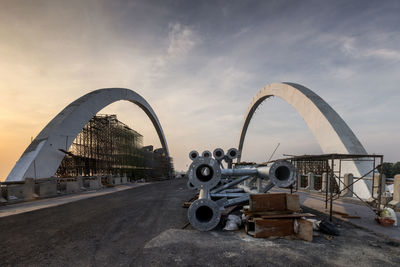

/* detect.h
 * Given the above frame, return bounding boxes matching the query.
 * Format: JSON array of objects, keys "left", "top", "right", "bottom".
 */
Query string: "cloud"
[
  {"left": 167, "top": 23, "right": 198, "bottom": 58},
  {"left": 364, "top": 48, "right": 400, "bottom": 61},
  {"left": 339, "top": 36, "right": 400, "bottom": 61}
]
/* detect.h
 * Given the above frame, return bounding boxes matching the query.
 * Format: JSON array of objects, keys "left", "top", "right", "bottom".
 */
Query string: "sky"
[{"left": 0, "top": 0, "right": 399, "bottom": 180}]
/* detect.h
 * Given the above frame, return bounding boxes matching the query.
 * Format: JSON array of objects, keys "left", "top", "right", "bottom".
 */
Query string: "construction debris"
[
  {"left": 223, "top": 214, "right": 242, "bottom": 231},
  {"left": 244, "top": 193, "right": 314, "bottom": 242},
  {"left": 185, "top": 148, "right": 297, "bottom": 231}
]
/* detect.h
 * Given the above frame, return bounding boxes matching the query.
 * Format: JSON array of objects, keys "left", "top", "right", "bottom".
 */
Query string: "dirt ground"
[{"left": 0, "top": 179, "right": 399, "bottom": 266}]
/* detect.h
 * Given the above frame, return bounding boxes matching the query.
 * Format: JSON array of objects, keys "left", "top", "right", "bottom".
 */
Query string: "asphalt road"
[
  {"left": 0, "top": 178, "right": 399, "bottom": 267},
  {"left": 0, "top": 179, "right": 194, "bottom": 266}
]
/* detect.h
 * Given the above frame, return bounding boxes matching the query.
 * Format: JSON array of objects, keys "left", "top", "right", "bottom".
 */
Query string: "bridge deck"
[{"left": 0, "top": 179, "right": 399, "bottom": 266}]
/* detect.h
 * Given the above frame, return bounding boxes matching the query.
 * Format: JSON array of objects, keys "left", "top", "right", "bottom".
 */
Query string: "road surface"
[{"left": 0, "top": 179, "right": 399, "bottom": 266}]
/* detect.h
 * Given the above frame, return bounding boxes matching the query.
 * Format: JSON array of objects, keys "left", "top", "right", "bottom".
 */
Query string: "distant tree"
[
  {"left": 393, "top": 162, "right": 400, "bottom": 176},
  {"left": 380, "top": 162, "right": 400, "bottom": 177},
  {"left": 381, "top": 162, "right": 394, "bottom": 177}
]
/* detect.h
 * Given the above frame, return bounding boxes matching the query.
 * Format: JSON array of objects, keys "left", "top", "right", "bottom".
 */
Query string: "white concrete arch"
[
  {"left": 238, "top": 82, "right": 371, "bottom": 198},
  {"left": 6, "top": 88, "right": 169, "bottom": 182}
]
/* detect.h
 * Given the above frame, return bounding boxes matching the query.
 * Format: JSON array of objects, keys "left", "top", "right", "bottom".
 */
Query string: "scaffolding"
[
  {"left": 56, "top": 114, "right": 173, "bottom": 180},
  {"left": 280, "top": 153, "right": 384, "bottom": 221}
]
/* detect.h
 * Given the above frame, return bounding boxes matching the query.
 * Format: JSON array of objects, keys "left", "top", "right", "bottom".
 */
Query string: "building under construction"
[{"left": 56, "top": 114, "right": 173, "bottom": 180}]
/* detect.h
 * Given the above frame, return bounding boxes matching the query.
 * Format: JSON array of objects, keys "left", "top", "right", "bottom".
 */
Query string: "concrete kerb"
[
  {"left": 0, "top": 182, "right": 150, "bottom": 218},
  {"left": 1, "top": 175, "right": 136, "bottom": 207}
]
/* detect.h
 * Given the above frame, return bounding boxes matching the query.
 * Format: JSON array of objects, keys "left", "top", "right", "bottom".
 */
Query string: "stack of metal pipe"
[{"left": 186, "top": 148, "right": 297, "bottom": 231}]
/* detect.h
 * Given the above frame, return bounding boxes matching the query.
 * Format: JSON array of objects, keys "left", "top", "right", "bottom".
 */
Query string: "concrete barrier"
[
  {"left": 77, "top": 176, "right": 84, "bottom": 189},
  {"left": 389, "top": 174, "right": 400, "bottom": 211},
  {"left": 36, "top": 179, "right": 57, "bottom": 198},
  {"left": 105, "top": 175, "right": 112, "bottom": 185},
  {"left": 341, "top": 173, "right": 353, "bottom": 197},
  {"left": 113, "top": 177, "right": 121, "bottom": 185},
  {"left": 305, "top": 172, "right": 315, "bottom": 191},
  {"left": 88, "top": 177, "right": 102, "bottom": 190},
  {"left": 66, "top": 181, "right": 80, "bottom": 194},
  {"left": 121, "top": 176, "right": 127, "bottom": 184},
  {"left": 298, "top": 174, "right": 307, "bottom": 188},
  {"left": 6, "top": 178, "right": 35, "bottom": 203},
  {"left": 373, "top": 173, "right": 386, "bottom": 197},
  {"left": 321, "top": 173, "right": 330, "bottom": 192}
]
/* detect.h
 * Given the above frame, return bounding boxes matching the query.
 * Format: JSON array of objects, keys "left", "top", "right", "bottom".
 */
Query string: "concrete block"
[
  {"left": 7, "top": 178, "right": 35, "bottom": 202},
  {"left": 113, "top": 177, "right": 121, "bottom": 185},
  {"left": 0, "top": 197, "right": 7, "bottom": 204},
  {"left": 88, "top": 178, "right": 102, "bottom": 190},
  {"left": 106, "top": 175, "right": 114, "bottom": 185},
  {"left": 121, "top": 176, "right": 127, "bottom": 184},
  {"left": 321, "top": 173, "right": 330, "bottom": 192},
  {"left": 77, "top": 176, "right": 84, "bottom": 188},
  {"left": 373, "top": 173, "right": 386, "bottom": 198},
  {"left": 98, "top": 176, "right": 105, "bottom": 186},
  {"left": 305, "top": 172, "right": 315, "bottom": 191},
  {"left": 341, "top": 173, "right": 353, "bottom": 197},
  {"left": 66, "top": 181, "right": 80, "bottom": 194},
  {"left": 36, "top": 180, "right": 57, "bottom": 198},
  {"left": 392, "top": 174, "right": 400, "bottom": 202},
  {"left": 299, "top": 174, "right": 307, "bottom": 188}
]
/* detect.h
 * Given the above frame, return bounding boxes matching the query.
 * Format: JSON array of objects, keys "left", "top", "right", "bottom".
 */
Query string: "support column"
[
  {"left": 321, "top": 173, "right": 330, "bottom": 193},
  {"left": 373, "top": 173, "right": 386, "bottom": 198},
  {"left": 306, "top": 172, "right": 315, "bottom": 191},
  {"left": 389, "top": 174, "right": 400, "bottom": 211},
  {"left": 341, "top": 173, "right": 353, "bottom": 197}
]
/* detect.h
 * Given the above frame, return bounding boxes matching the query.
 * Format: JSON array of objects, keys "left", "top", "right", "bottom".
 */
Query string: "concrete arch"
[
  {"left": 238, "top": 82, "right": 371, "bottom": 198},
  {"left": 6, "top": 88, "right": 169, "bottom": 182}
]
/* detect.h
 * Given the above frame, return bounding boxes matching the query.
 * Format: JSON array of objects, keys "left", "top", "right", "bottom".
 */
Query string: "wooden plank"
[
  {"left": 286, "top": 194, "right": 301, "bottom": 212},
  {"left": 341, "top": 215, "right": 361, "bottom": 219},
  {"left": 181, "top": 222, "right": 190, "bottom": 229},
  {"left": 249, "top": 193, "right": 287, "bottom": 212},
  {"left": 242, "top": 210, "right": 293, "bottom": 216},
  {"left": 295, "top": 219, "right": 313, "bottom": 242},
  {"left": 260, "top": 213, "right": 315, "bottom": 219},
  {"left": 253, "top": 218, "right": 294, "bottom": 238},
  {"left": 332, "top": 210, "right": 348, "bottom": 216},
  {"left": 182, "top": 202, "right": 192, "bottom": 208},
  {"left": 245, "top": 219, "right": 255, "bottom": 235}
]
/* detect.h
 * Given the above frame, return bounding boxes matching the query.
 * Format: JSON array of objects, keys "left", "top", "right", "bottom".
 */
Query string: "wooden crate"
[
  {"left": 249, "top": 193, "right": 300, "bottom": 213},
  {"left": 245, "top": 218, "right": 313, "bottom": 241},
  {"left": 247, "top": 218, "right": 295, "bottom": 238},
  {"left": 245, "top": 193, "right": 313, "bottom": 241}
]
